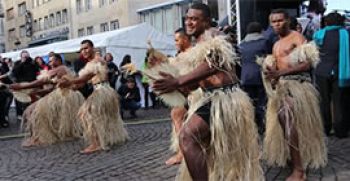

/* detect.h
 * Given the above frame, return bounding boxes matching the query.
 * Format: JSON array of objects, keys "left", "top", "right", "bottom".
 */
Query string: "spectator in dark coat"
[
  {"left": 238, "top": 22, "right": 269, "bottom": 133},
  {"left": 313, "top": 12, "right": 350, "bottom": 138},
  {"left": 12, "top": 51, "right": 38, "bottom": 119},
  {"left": 118, "top": 77, "right": 141, "bottom": 118},
  {"left": 0, "top": 58, "right": 13, "bottom": 127},
  {"left": 104, "top": 53, "right": 119, "bottom": 89}
]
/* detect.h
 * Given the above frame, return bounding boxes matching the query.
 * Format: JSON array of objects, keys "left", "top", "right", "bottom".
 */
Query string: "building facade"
[
  {"left": 71, "top": 0, "right": 164, "bottom": 38},
  {"left": 137, "top": 0, "right": 225, "bottom": 36},
  {"left": 0, "top": 0, "right": 5, "bottom": 53},
  {"left": 3, "top": 0, "right": 165, "bottom": 52}
]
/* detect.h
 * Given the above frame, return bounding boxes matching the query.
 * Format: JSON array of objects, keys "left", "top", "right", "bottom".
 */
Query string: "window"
[
  {"left": 18, "top": 3, "right": 27, "bottom": 16},
  {"left": 6, "top": 8, "right": 14, "bottom": 20},
  {"left": 62, "top": 9, "right": 68, "bottom": 24},
  {"left": 39, "top": 18, "right": 43, "bottom": 31},
  {"left": 19, "top": 25, "right": 26, "bottom": 37},
  {"left": 78, "top": 28, "right": 85, "bottom": 37},
  {"left": 31, "top": 0, "right": 35, "bottom": 8},
  {"left": 76, "top": 0, "right": 82, "bottom": 14},
  {"left": 56, "top": 11, "right": 62, "bottom": 26},
  {"left": 49, "top": 14, "right": 54, "bottom": 28},
  {"left": 110, "top": 20, "right": 119, "bottom": 30},
  {"left": 100, "top": 23, "right": 109, "bottom": 32},
  {"left": 0, "top": 44, "right": 5, "bottom": 53},
  {"left": 85, "top": 0, "right": 92, "bottom": 11},
  {"left": 99, "top": 0, "right": 107, "bottom": 7},
  {"left": 87, "top": 26, "right": 94, "bottom": 35},
  {"left": 8, "top": 29, "right": 16, "bottom": 40},
  {"left": 110, "top": 0, "right": 117, "bottom": 3},
  {"left": 33, "top": 19, "right": 37, "bottom": 32},
  {"left": 44, "top": 16, "right": 49, "bottom": 30},
  {"left": 0, "top": 19, "right": 4, "bottom": 35}
]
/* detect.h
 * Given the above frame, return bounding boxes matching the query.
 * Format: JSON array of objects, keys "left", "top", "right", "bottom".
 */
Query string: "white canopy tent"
[
  {"left": 2, "top": 23, "right": 176, "bottom": 107},
  {"left": 1, "top": 23, "right": 176, "bottom": 69}
]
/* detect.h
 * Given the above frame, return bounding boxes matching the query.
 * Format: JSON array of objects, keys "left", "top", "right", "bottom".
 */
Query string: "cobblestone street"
[{"left": 0, "top": 108, "right": 350, "bottom": 180}]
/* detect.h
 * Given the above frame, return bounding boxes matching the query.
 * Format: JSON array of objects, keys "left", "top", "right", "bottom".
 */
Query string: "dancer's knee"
[{"left": 179, "top": 126, "right": 195, "bottom": 153}]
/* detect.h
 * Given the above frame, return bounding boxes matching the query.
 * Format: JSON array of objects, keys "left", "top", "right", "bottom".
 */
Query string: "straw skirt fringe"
[
  {"left": 23, "top": 88, "right": 84, "bottom": 144},
  {"left": 78, "top": 85, "right": 128, "bottom": 150},
  {"left": 263, "top": 80, "right": 327, "bottom": 169},
  {"left": 177, "top": 88, "right": 263, "bottom": 181}
]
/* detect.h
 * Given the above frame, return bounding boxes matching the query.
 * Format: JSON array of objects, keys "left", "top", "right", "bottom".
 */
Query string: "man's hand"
[
  {"left": 10, "top": 83, "right": 22, "bottom": 90},
  {"left": 152, "top": 72, "right": 179, "bottom": 94},
  {"left": 57, "top": 78, "right": 72, "bottom": 88},
  {"left": 265, "top": 65, "right": 281, "bottom": 80}
]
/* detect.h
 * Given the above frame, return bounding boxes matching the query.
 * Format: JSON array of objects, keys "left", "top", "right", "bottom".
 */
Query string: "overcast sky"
[{"left": 326, "top": 0, "right": 350, "bottom": 13}]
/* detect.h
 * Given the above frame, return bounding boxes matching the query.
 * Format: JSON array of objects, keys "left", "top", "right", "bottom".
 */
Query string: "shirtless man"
[
  {"left": 165, "top": 27, "right": 192, "bottom": 166},
  {"left": 59, "top": 40, "right": 128, "bottom": 154},
  {"left": 154, "top": 3, "right": 261, "bottom": 180},
  {"left": 264, "top": 9, "right": 326, "bottom": 181},
  {"left": 10, "top": 54, "right": 84, "bottom": 147}
]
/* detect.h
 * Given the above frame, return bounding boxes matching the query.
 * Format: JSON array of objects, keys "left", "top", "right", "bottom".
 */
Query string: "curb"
[{"left": 0, "top": 117, "right": 171, "bottom": 140}]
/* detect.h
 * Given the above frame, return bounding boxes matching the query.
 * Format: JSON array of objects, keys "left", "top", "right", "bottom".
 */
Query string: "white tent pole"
[
  {"left": 227, "top": 0, "right": 232, "bottom": 26},
  {"left": 236, "top": 0, "right": 241, "bottom": 44}
]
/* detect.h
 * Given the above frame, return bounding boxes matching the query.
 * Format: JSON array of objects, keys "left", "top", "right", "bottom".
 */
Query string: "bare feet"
[
  {"left": 80, "top": 144, "right": 101, "bottom": 154},
  {"left": 165, "top": 153, "right": 183, "bottom": 166},
  {"left": 22, "top": 138, "right": 41, "bottom": 147},
  {"left": 286, "top": 169, "right": 306, "bottom": 181}
]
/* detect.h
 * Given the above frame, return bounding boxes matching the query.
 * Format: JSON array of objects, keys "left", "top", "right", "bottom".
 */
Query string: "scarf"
[{"left": 313, "top": 26, "right": 350, "bottom": 87}]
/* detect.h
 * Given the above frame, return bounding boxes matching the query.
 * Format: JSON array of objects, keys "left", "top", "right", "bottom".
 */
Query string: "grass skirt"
[
  {"left": 78, "top": 85, "right": 128, "bottom": 150},
  {"left": 263, "top": 79, "right": 327, "bottom": 169},
  {"left": 23, "top": 88, "right": 84, "bottom": 145},
  {"left": 177, "top": 87, "right": 263, "bottom": 181}
]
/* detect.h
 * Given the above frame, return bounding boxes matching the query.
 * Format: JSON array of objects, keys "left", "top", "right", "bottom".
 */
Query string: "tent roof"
[{"left": 2, "top": 23, "right": 175, "bottom": 60}]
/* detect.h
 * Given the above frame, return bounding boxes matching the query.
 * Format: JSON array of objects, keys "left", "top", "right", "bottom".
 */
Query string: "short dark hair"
[
  {"left": 324, "top": 12, "right": 345, "bottom": 26},
  {"left": 126, "top": 76, "right": 135, "bottom": 83},
  {"left": 246, "top": 22, "right": 262, "bottom": 33},
  {"left": 175, "top": 27, "right": 190, "bottom": 39},
  {"left": 270, "top": 9, "right": 290, "bottom": 20},
  {"left": 81, "top": 39, "right": 94, "bottom": 47},
  {"left": 52, "top": 53, "right": 63, "bottom": 62},
  {"left": 190, "top": 3, "right": 211, "bottom": 19}
]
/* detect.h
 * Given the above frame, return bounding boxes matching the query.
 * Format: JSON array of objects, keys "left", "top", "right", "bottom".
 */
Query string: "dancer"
[
  {"left": 10, "top": 53, "right": 84, "bottom": 147},
  {"left": 263, "top": 9, "right": 327, "bottom": 181},
  {"left": 165, "top": 28, "right": 192, "bottom": 166},
  {"left": 59, "top": 40, "right": 128, "bottom": 154},
  {"left": 152, "top": 3, "right": 262, "bottom": 180}
]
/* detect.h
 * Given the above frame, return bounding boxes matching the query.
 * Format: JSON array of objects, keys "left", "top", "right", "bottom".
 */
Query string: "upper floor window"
[
  {"left": 78, "top": 28, "right": 85, "bottom": 37},
  {"left": 6, "top": 8, "right": 14, "bottom": 20},
  {"left": 110, "top": 20, "right": 119, "bottom": 30},
  {"left": 85, "top": 0, "right": 92, "bottom": 11},
  {"left": 62, "top": 9, "right": 68, "bottom": 24},
  {"left": 39, "top": 18, "right": 43, "bottom": 31},
  {"left": 56, "top": 11, "right": 62, "bottom": 26},
  {"left": 49, "top": 14, "right": 55, "bottom": 28},
  {"left": 19, "top": 25, "right": 26, "bottom": 37},
  {"left": 100, "top": 22, "right": 109, "bottom": 32},
  {"left": 8, "top": 28, "right": 16, "bottom": 40},
  {"left": 44, "top": 16, "right": 49, "bottom": 30},
  {"left": 0, "top": 19, "right": 4, "bottom": 35},
  {"left": 99, "top": 0, "right": 107, "bottom": 7},
  {"left": 18, "top": 2, "right": 27, "bottom": 16},
  {"left": 87, "top": 26, "right": 94, "bottom": 35},
  {"left": 76, "top": 0, "right": 83, "bottom": 14},
  {"left": 33, "top": 19, "right": 38, "bottom": 32}
]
